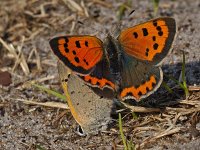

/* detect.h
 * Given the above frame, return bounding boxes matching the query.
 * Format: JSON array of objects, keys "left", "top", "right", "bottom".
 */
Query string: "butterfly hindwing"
[
  {"left": 58, "top": 61, "right": 114, "bottom": 134},
  {"left": 79, "top": 58, "right": 116, "bottom": 99},
  {"left": 50, "top": 36, "right": 103, "bottom": 74},
  {"left": 119, "top": 54, "right": 163, "bottom": 101},
  {"left": 118, "top": 17, "right": 176, "bottom": 65}
]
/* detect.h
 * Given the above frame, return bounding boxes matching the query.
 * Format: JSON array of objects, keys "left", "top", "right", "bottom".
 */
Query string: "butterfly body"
[
  {"left": 50, "top": 17, "right": 176, "bottom": 101},
  {"left": 104, "top": 34, "right": 122, "bottom": 84}
]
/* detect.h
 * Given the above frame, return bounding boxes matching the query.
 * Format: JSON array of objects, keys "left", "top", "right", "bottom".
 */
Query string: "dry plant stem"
[
  {"left": 24, "top": 28, "right": 44, "bottom": 41},
  {"left": 90, "top": 0, "right": 112, "bottom": 8},
  {"left": 41, "top": 59, "right": 57, "bottom": 67},
  {"left": 13, "top": 98, "right": 69, "bottom": 109},
  {"left": 0, "top": 37, "right": 30, "bottom": 75},
  {"left": 27, "top": 48, "right": 35, "bottom": 61},
  {"left": 166, "top": 107, "right": 200, "bottom": 115},
  {"left": 81, "top": 1, "right": 89, "bottom": 17},
  {"left": 7, "top": 23, "right": 26, "bottom": 32},
  {"left": 122, "top": 103, "right": 161, "bottom": 113},
  {"left": 179, "top": 99, "right": 200, "bottom": 106},
  {"left": 33, "top": 48, "right": 42, "bottom": 71},
  {"left": 61, "top": 14, "right": 76, "bottom": 24},
  {"left": 188, "top": 86, "right": 200, "bottom": 91},
  {"left": 52, "top": 110, "right": 67, "bottom": 125},
  {"left": 134, "top": 126, "right": 160, "bottom": 132},
  {"left": 24, "top": 3, "right": 48, "bottom": 19},
  {"left": 26, "top": 47, "right": 42, "bottom": 71},
  {"left": 140, "top": 127, "right": 181, "bottom": 148},
  {"left": 173, "top": 113, "right": 181, "bottom": 125},
  {"left": 62, "top": 0, "right": 83, "bottom": 13},
  {"left": 133, "top": 119, "right": 154, "bottom": 128},
  {"left": 31, "top": 76, "right": 56, "bottom": 83}
]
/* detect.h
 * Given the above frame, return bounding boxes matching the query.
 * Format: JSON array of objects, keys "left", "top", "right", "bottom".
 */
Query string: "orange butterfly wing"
[
  {"left": 49, "top": 36, "right": 103, "bottom": 74},
  {"left": 118, "top": 17, "right": 176, "bottom": 65}
]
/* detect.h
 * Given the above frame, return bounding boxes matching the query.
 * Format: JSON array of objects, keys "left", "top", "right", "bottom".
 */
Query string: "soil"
[{"left": 0, "top": 0, "right": 200, "bottom": 149}]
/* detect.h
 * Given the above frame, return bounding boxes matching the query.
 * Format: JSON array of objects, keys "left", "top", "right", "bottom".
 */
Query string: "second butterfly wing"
[
  {"left": 118, "top": 17, "right": 176, "bottom": 65},
  {"left": 58, "top": 62, "right": 115, "bottom": 134}
]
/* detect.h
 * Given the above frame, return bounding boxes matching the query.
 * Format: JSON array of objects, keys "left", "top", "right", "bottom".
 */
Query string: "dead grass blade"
[
  {"left": 188, "top": 85, "right": 200, "bottom": 91},
  {"left": 27, "top": 47, "right": 42, "bottom": 71},
  {"left": 166, "top": 107, "right": 200, "bottom": 116},
  {"left": 179, "top": 99, "right": 200, "bottom": 106},
  {"left": 140, "top": 127, "right": 181, "bottom": 148},
  {"left": 0, "top": 37, "right": 30, "bottom": 75},
  {"left": 81, "top": 1, "right": 89, "bottom": 17},
  {"left": 90, "top": 0, "right": 112, "bottom": 8},
  {"left": 14, "top": 98, "right": 69, "bottom": 109},
  {"left": 122, "top": 102, "right": 161, "bottom": 113},
  {"left": 62, "top": 0, "right": 83, "bottom": 14}
]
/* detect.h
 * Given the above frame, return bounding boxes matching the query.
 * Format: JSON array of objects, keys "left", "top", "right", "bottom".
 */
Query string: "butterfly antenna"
[
  {"left": 77, "top": 20, "right": 84, "bottom": 25},
  {"left": 112, "top": 9, "right": 136, "bottom": 37},
  {"left": 76, "top": 19, "right": 107, "bottom": 38},
  {"left": 128, "top": 9, "right": 135, "bottom": 17}
]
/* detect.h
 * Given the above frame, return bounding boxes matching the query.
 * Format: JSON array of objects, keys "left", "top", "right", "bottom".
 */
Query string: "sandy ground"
[{"left": 0, "top": 0, "right": 200, "bottom": 149}]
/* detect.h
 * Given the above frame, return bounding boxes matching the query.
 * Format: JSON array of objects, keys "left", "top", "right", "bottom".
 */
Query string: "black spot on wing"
[
  {"left": 64, "top": 43, "right": 68, "bottom": 48},
  {"left": 152, "top": 81, "right": 156, "bottom": 87},
  {"left": 145, "top": 48, "right": 149, "bottom": 56},
  {"left": 64, "top": 43, "right": 69, "bottom": 53},
  {"left": 96, "top": 81, "right": 100, "bottom": 86},
  {"left": 65, "top": 48, "right": 69, "bottom": 53},
  {"left": 153, "top": 43, "right": 159, "bottom": 50},
  {"left": 88, "top": 79, "right": 92, "bottom": 83},
  {"left": 83, "top": 59, "right": 89, "bottom": 66},
  {"left": 75, "top": 41, "right": 81, "bottom": 48},
  {"left": 126, "top": 92, "right": 133, "bottom": 97},
  {"left": 65, "top": 38, "right": 69, "bottom": 43},
  {"left": 158, "top": 31, "right": 163, "bottom": 36},
  {"left": 133, "top": 32, "right": 138, "bottom": 38},
  {"left": 74, "top": 57, "right": 80, "bottom": 63},
  {"left": 146, "top": 87, "right": 150, "bottom": 92},
  {"left": 153, "top": 21, "right": 157, "bottom": 27},
  {"left": 142, "top": 28, "right": 148, "bottom": 36},
  {"left": 72, "top": 50, "right": 76, "bottom": 55},
  {"left": 156, "top": 26, "right": 163, "bottom": 36},
  {"left": 138, "top": 91, "right": 142, "bottom": 96},
  {"left": 152, "top": 36, "right": 156, "bottom": 41},
  {"left": 156, "top": 26, "right": 162, "bottom": 31},
  {"left": 85, "top": 41, "right": 88, "bottom": 47}
]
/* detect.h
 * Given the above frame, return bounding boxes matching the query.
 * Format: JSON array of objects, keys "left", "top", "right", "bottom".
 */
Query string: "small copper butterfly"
[
  {"left": 57, "top": 61, "right": 115, "bottom": 134},
  {"left": 50, "top": 17, "right": 176, "bottom": 102}
]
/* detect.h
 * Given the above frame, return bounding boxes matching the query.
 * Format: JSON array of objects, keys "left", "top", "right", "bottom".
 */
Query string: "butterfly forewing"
[
  {"left": 118, "top": 17, "right": 176, "bottom": 65},
  {"left": 50, "top": 36, "right": 103, "bottom": 74}
]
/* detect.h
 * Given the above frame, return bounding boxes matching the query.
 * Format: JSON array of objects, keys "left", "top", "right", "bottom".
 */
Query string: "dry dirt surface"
[{"left": 0, "top": 0, "right": 200, "bottom": 149}]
